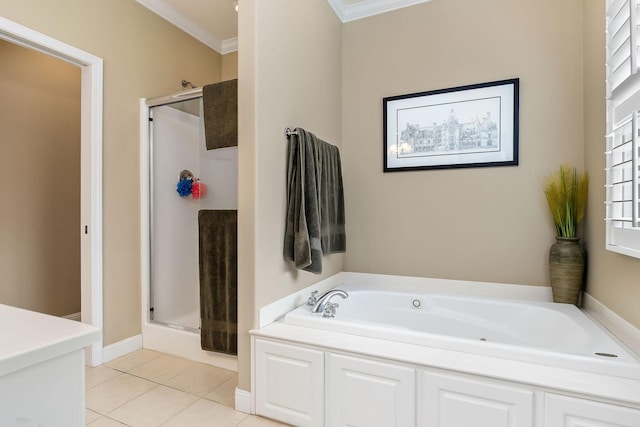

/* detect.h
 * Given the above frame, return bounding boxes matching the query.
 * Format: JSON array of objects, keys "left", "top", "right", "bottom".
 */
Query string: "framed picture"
[{"left": 383, "top": 78, "right": 519, "bottom": 172}]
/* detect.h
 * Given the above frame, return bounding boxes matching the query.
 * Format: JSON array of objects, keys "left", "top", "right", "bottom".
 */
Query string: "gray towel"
[
  {"left": 198, "top": 210, "right": 237, "bottom": 355},
  {"left": 283, "top": 128, "right": 346, "bottom": 274},
  {"left": 202, "top": 79, "right": 237, "bottom": 150}
]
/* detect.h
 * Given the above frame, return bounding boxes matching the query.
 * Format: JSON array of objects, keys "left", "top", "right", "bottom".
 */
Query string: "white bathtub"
[{"left": 283, "top": 286, "right": 639, "bottom": 377}]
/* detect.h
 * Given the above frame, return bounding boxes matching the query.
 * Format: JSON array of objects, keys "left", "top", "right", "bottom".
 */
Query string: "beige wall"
[
  {"left": 222, "top": 52, "right": 238, "bottom": 81},
  {"left": 4, "top": 0, "right": 640, "bottom": 398},
  {"left": 583, "top": 2, "right": 640, "bottom": 329},
  {"left": 341, "top": 0, "right": 584, "bottom": 286},
  {"left": 0, "top": 39, "right": 81, "bottom": 316},
  {"left": 238, "top": 0, "right": 343, "bottom": 389},
  {"left": 0, "top": 0, "right": 221, "bottom": 345}
]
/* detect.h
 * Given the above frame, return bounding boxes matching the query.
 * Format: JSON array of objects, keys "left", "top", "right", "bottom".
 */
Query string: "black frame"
[{"left": 383, "top": 78, "right": 519, "bottom": 172}]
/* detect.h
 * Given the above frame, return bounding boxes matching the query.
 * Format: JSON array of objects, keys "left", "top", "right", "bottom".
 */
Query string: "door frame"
[{"left": 0, "top": 17, "right": 104, "bottom": 366}]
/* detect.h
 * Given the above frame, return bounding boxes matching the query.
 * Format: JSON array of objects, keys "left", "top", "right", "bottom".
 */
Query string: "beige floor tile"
[
  {"left": 204, "top": 374, "right": 237, "bottom": 407},
  {"left": 86, "top": 373, "right": 156, "bottom": 415},
  {"left": 87, "top": 416, "right": 129, "bottom": 426},
  {"left": 165, "top": 362, "right": 235, "bottom": 397},
  {"left": 86, "top": 409, "right": 102, "bottom": 424},
  {"left": 108, "top": 385, "right": 198, "bottom": 427},
  {"left": 238, "top": 415, "right": 293, "bottom": 427},
  {"left": 163, "top": 399, "right": 248, "bottom": 427},
  {"left": 86, "top": 365, "right": 122, "bottom": 390},
  {"left": 128, "top": 354, "right": 195, "bottom": 383},
  {"left": 105, "top": 349, "right": 162, "bottom": 372}
]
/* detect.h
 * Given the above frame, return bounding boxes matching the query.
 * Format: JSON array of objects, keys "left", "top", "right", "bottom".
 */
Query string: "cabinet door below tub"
[
  {"left": 254, "top": 339, "right": 324, "bottom": 427},
  {"left": 417, "top": 369, "right": 534, "bottom": 427},
  {"left": 326, "top": 353, "right": 416, "bottom": 427},
  {"left": 545, "top": 393, "right": 640, "bottom": 427}
]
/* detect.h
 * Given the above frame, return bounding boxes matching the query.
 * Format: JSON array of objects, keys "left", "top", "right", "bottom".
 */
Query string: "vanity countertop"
[{"left": 0, "top": 304, "right": 101, "bottom": 377}]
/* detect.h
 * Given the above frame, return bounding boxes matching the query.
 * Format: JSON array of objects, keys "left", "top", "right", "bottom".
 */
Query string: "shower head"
[{"left": 181, "top": 80, "right": 196, "bottom": 89}]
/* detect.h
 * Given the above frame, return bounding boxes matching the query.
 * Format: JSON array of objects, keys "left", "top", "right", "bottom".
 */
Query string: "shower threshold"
[{"left": 150, "top": 319, "right": 200, "bottom": 334}]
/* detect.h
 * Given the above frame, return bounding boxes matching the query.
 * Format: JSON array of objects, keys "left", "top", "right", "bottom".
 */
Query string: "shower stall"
[{"left": 140, "top": 89, "right": 238, "bottom": 370}]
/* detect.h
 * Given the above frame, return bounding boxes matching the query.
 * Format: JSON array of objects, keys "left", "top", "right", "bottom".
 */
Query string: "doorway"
[
  {"left": 0, "top": 17, "right": 104, "bottom": 366},
  {"left": 0, "top": 38, "right": 81, "bottom": 319}
]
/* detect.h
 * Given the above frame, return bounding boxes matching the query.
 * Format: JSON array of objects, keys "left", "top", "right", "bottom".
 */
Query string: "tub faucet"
[{"left": 311, "top": 289, "right": 349, "bottom": 313}]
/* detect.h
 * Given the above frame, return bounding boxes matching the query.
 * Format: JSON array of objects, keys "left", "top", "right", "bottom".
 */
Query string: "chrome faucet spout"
[{"left": 311, "top": 289, "right": 349, "bottom": 313}]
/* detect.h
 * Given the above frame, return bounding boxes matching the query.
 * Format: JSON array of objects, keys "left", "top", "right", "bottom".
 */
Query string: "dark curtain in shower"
[{"left": 198, "top": 209, "right": 237, "bottom": 355}]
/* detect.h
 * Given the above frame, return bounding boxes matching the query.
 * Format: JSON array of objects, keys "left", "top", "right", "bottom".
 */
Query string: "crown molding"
[
  {"left": 137, "top": 0, "right": 429, "bottom": 55},
  {"left": 135, "top": 0, "right": 224, "bottom": 54},
  {"left": 326, "top": 0, "right": 348, "bottom": 20},
  {"left": 221, "top": 37, "right": 238, "bottom": 54},
  {"left": 330, "top": 0, "right": 433, "bottom": 23}
]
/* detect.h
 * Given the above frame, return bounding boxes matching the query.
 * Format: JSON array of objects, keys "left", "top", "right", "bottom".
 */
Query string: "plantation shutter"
[
  {"left": 607, "top": 0, "right": 635, "bottom": 96},
  {"left": 606, "top": 0, "right": 640, "bottom": 257}
]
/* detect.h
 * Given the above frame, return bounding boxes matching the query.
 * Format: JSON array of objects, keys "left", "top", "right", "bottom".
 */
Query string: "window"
[{"left": 606, "top": 0, "right": 640, "bottom": 257}]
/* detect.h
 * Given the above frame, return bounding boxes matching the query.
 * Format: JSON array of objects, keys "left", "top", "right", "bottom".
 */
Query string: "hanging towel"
[
  {"left": 198, "top": 210, "right": 237, "bottom": 355},
  {"left": 283, "top": 128, "right": 346, "bottom": 274},
  {"left": 202, "top": 79, "right": 238, "bottom": 150}
]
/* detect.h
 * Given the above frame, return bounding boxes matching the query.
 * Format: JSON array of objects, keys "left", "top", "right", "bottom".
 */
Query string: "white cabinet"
[
  {"left": 417, "top": 370, "right": 534, "bottom": 427},
  {"left": 0, "top": 350, "right": 85, "bottom": 426},
  {"left": 252, "top": 336, "right": 640, "bottom": 427},
  {"left": 0, "top": 304, "right": 100, "bottom": 427},
  {"left": 545, "top": 394, "right": 640, "bottom": 427},
  {"left": 326, "top": 353, "right": 415, "bottom": 427},
  {"left": 254, "top": 339, "right": 324, "bottom": 427}
]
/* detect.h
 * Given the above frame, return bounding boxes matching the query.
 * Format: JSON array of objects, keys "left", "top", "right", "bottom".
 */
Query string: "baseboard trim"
[
  {"left": 102, "top": 334, "right": 143, "bottom": 364},
  {"left": 235, "top": 388, "right": 252, "bottom": 414},
  {"left": 62, "top": 312, "right": 82, "bottom": 322},
  {"left": 583, "top": 293, "right": 640, "bottom": 357}
]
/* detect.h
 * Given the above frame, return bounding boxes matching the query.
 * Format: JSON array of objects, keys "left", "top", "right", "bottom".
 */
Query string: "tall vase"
[{"left": 549, "top": 237, "right": 585, "bottom": 305}]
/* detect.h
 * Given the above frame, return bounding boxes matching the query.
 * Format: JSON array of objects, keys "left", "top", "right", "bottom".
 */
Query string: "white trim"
[
  {"left": 250, "top": 336, "right": 256, "bottom": 415},
  {"left": 0, "top": 17, "right": 104, "bottom": 368},
  {"left": 606, "top": 225, "right": 640, "bottom": 259},
  {"left": 583, "top": 293, "right": 640, "bottom": 358},
  {"left": 234, "top": 388, "right": 252, "bottom": 414},
  {"left": 221, "top": 37, "right": 238, "bottom": 54},
  {"left": 140, "top": 98, "right": 151, "bottom": 348},
  {"left": 326, "top": 0, "right": 347, "bottom": 20},
  {"left": 135, "top": 0, "right": 224, "bottom": 53},
  {"left": 329, "top": 0, "right": 434, "bottom": 23},
  {"left": 136, "top": 0, "right": 433, "bottom": 51},
  {"left": 102, "top": 335, "right": 143, "bottom": 364}
]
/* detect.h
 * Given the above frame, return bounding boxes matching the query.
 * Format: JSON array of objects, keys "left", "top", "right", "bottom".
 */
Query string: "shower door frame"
[
  {"left": 140, "top": 92, "right": 238, "bottom": 371},
  {"left": 145, "top": 91, "right": 203, "bottom": 333}
]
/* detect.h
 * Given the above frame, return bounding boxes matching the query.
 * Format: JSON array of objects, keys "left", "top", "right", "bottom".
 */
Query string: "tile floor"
[{"left": 86, "top": 349, "right": 289, "bottom": 426}]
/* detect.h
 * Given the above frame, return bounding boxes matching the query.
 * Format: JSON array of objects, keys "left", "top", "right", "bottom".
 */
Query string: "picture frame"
[{"left": 383, "top": 78, "right": 519, "bottom": 172}]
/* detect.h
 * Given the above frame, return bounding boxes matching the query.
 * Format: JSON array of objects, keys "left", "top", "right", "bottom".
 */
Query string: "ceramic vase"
[{"left": 549, "top": 237, "right": 585, "bottom": 305}]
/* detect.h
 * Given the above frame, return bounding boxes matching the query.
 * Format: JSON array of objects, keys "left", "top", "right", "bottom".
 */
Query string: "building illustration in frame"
[{"left": 397, "top": 100, "right": 500, "bottom": 157}]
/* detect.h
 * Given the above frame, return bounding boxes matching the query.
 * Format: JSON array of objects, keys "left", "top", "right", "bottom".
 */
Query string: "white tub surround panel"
[
  {"left": 583, "top": 292, "right": 640, "bottom": 357},
  {"left": 253, "top": 324, "right": 640, "bottom": 426},
  {"left": 251, "top": 273, "right": 640, "bottom": 427},
  {"left": 0, "top": 304, "right": 101, "bottom": 426}
]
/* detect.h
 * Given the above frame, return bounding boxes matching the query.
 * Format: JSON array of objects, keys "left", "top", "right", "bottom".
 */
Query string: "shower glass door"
[{"left": 149, "top": 97, "right": 203, "bottom": 332}]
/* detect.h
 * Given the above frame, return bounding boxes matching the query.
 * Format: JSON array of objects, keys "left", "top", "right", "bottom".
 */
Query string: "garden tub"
[{"left": 283, "top": 286, "right": 639, "bottom": 377}]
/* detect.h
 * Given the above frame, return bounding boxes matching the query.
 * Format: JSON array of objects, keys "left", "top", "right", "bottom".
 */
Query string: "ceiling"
[{"left": 135, "top": 0, "right": 430, "bottom": 54}]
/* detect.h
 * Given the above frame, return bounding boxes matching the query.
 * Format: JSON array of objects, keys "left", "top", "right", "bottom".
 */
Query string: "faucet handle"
[
  {"left": 307, "top": 290, "right": 318, "bottom": 306},
  {"left": 323, "top": 302, "right": 339, "bottom": 318}
]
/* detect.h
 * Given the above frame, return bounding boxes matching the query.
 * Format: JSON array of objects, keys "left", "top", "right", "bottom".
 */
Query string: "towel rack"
[{"left": 284, "top": 127, "right": 299, "bottom": 137}]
